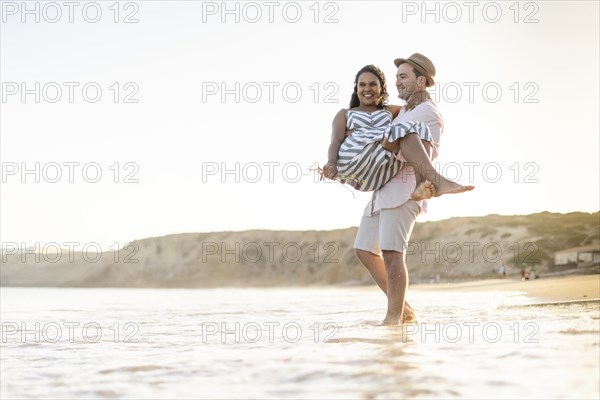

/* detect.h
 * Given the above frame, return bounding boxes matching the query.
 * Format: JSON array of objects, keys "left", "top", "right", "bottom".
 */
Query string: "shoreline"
[
  {"left": 410, "top": 274, "right": 600, "bottom": 303},
  {"left": 2, "top": 274, "right": 598, "bottom": 304}
]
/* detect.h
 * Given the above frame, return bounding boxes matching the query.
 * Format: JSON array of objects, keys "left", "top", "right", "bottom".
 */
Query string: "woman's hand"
[
  {"left": 323, "top": 162, "right": 338, "bottom": 180},
  {"left": 405, "top": 90, "right": 430, "bottom": 111}
]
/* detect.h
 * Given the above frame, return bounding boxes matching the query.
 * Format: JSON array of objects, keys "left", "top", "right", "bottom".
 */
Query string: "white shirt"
[{"left": 364, "top": 100, "right": 444, "bottom": 216}]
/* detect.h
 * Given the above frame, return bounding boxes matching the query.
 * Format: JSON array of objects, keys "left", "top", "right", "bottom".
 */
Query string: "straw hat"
[{"left": 394, "top": 53, "right": 436, "bottom": 87}]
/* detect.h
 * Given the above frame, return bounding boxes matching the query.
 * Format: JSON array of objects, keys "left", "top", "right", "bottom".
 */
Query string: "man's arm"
[
  {"left": 393, "top": 101, "right": 441, "bottom": 165},
  {"left": 387, "top": 105, "right": 401, "bottom": 119}
]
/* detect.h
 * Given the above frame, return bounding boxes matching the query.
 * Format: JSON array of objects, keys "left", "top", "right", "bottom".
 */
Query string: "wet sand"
[{"left": 412, "top": 274, "right": 600, "bottom": 303}]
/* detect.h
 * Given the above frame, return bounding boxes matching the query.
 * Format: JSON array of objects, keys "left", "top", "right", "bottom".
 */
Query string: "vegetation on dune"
[{"left": 2, "top": 212, "right": 598, "bottom": 286}]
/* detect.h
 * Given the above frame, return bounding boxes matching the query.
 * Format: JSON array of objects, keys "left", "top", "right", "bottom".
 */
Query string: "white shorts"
[{"left": 354, "top": 200, "right": 420, "bottom": 255}]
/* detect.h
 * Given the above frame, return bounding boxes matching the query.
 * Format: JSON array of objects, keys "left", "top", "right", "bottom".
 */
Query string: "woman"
[{"left": 323, "top": 64, "right": 469, "bottom": 199}]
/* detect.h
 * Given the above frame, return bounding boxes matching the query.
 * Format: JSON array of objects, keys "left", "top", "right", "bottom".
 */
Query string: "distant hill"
[{"left": 2, "top": 212, "right": 598, "bottom": 287}]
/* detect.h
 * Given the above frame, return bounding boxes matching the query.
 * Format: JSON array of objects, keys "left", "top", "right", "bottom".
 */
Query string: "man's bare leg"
[
  {"left": 381, "top": 250, "right": 409, "bottom": 325},
  {"left": 382, "top": 133, "right": 474, "bottom": 199},
  {"left": 355, "top": 249, "right": 416, "bottom": 323}
]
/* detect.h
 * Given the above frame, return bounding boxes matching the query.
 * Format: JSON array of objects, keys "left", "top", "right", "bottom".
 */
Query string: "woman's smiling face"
[{"left": 356, "top": 72, "right": 382, "bottom": 107}]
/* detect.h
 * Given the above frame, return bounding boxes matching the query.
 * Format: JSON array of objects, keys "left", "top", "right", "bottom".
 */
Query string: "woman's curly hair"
[{"left": 349, "top": 64, "right": 389, "bottom": 109}]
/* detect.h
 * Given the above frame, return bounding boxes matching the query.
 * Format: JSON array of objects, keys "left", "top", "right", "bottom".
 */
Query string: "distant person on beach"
[
  {"left": 499, "top": 263, "right": 507, "bottom": 278},
  {"left": 341, "top": 54, "right": 468, "bottom": 325}
]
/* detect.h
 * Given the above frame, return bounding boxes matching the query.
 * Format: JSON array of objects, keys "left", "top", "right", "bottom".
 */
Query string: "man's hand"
[
  {"left": 405, "top": 90, "right": 430, "bottom": 111},
  {"left": 381, "top": 136, "right": 400, "bottom": 154},
  {"left": 323, "top": 162, "right": 338, "bottom": 180}
]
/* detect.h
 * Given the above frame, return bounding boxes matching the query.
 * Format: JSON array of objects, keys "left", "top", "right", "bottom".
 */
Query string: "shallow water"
[{"left": 1, "top": 287, "right": 599, "bottom": 399}]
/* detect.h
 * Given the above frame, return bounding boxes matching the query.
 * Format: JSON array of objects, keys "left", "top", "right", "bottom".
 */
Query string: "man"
[{"left": 354, "top": 53, "right": 459, "bottom": 325}]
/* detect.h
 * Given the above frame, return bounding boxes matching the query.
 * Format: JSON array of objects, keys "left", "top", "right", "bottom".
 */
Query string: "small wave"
[
  {"left": 100, "top": 365, "right": 171, "bottom": 374},
  {"left": 558, "top": 329, "right": 600, "bottom": 335},
  {"left": 92, "top": 389, "right": 119, "bottom": 398},
  {"left": 325, "top": 336, "right": 403, "bottom": 345},
  {"left": 500, "top": 299, "right": 600, "bottom": 309}
]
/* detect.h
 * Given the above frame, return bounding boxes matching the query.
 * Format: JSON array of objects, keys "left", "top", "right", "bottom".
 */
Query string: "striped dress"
[{"left": 337, "top": 109, "right": 432, "bottom": 192}]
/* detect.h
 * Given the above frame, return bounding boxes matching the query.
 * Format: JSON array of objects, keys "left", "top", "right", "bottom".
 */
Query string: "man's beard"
[{"left": 398, "top": 85, "right": 417, "bottom": 101}]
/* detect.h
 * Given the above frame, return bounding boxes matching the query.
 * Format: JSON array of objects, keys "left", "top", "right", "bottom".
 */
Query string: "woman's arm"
[{"left": 323, "top": 108, "right": 347, "bottom": 179}]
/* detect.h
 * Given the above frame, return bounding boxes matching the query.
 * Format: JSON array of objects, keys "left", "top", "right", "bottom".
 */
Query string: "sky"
[{"left": 1, "top": 0, "right": 599, "bottom": 249}]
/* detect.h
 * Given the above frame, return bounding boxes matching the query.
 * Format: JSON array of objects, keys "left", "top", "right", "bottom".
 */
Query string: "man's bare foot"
[
  {"left": 403, "top": 305, "right": 418, "bottom": 323},
  {"left": 383, "top": 303, "right": 417, "bottom": 325},
  {"left": 382, "top": 317, "right": 400, "bottom": 326},
  {"left": 431, "top": 178, "right": 474, "bottom": 198},
  {"left": 411, "top": 181, "right": 436, "bottom": 201}
]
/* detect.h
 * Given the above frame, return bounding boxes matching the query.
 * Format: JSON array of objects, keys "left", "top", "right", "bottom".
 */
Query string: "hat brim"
[{"left": 394, "top": 58, "right": 435, "bottom": 87}]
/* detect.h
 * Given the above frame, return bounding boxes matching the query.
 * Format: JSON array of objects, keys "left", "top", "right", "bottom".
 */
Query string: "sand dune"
[{"left": 2, "top": 212, "right": 598, "bottom": 287}]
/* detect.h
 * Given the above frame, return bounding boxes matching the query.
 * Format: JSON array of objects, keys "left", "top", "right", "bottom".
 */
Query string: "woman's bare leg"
[{"left": 383, "top": 133, "right": 474, "bottom": 199}]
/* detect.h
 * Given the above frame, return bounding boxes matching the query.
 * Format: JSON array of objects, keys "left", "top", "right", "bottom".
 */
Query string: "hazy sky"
[{"left": 1, "top": 1, "right": 599, "bottom": 249}]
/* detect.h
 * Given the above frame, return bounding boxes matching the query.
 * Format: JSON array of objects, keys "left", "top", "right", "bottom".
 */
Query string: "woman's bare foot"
[
  {"left": 411, "top": 181, "right": 436, "bottom": 201},
  {"left": 432, "top": 178, "right": 474, "bottom": 197}
]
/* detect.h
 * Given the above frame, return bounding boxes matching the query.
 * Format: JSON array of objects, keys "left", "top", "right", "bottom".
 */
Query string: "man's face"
[{"left": 396, "top": 63, "right": 423, "bottom": 101}]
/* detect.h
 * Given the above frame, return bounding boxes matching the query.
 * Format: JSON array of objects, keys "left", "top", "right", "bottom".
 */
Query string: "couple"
[{"left": 323, "top": 53, "right": 474, "bottom": 325}]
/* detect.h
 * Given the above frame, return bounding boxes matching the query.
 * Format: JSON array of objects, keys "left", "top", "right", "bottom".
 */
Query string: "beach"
[
  {"left": 412, "top": 274, "right": 600, "bottom": 303},
  {"left": 2, "top": 274, "right": 599, "bottom": 399}
]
